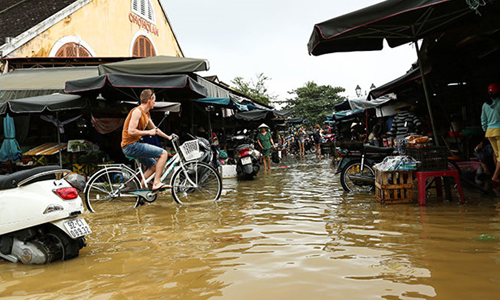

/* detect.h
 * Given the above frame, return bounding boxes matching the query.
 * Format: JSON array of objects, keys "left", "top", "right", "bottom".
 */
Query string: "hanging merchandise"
[
  {"left": 91, "top": 115, "right": 125, "bottom": 134},
  {"left": 40, "top": 114, "right": 82, "bottom": 134},
  {"left": 0, "top": 114, "right": 22, "bottom": 162}
]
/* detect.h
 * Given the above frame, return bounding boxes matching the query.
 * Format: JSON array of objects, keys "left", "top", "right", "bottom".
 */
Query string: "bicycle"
[{"left": 83, "top": 135, "right": 222, "bottom": 212}]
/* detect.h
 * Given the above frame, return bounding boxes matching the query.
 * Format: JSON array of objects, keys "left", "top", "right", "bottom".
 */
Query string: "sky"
[{"left": 160, "top": 0, "right": 417, "bottom": 103}]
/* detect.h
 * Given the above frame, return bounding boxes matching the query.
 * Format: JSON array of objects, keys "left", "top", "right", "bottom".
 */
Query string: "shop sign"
[{"left": 129, "top": 13, "right": 159, "bottom": 36}]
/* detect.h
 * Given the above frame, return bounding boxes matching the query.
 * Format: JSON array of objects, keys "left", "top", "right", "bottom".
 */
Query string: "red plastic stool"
[{"left": 416, "top": 170, "right": 465, "bottom": 206}]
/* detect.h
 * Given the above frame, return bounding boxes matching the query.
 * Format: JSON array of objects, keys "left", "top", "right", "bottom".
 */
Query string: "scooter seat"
[
  {"left": 0, "top": 165, "right": 61, "bottom": 191},
  {"left": 363, "top": 145, "right": 395, "bottom": 155}
]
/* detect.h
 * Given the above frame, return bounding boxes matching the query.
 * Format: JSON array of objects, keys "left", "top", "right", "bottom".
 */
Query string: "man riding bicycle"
[{"left": 121, "top": 89, "right": 172, "bottom": 192}]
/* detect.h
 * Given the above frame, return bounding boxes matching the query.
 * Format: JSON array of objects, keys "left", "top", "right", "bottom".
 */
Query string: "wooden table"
[
  {"left": 24, "top": 143, "right": 67, "bottom": 166},
  {"left": 24, "top": 143, "right": 67, "bottom": 156}
]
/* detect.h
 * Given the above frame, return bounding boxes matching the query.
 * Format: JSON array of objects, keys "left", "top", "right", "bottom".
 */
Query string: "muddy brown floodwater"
[{"left": 1, "top": 157, "right": 500, "bottom": 299}]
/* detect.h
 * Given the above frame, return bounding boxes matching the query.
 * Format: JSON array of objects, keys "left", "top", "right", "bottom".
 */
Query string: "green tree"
[
  {"left": 283, "top": 81, "right": 346, "bottom": 125},
  {"left": 231, "top": 73, "right": 276, "bottom": 106}
]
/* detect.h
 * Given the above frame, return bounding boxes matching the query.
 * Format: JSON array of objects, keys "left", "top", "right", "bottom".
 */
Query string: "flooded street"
[{"left": 1, "top": 157, "right": 500, "bottom": 299}]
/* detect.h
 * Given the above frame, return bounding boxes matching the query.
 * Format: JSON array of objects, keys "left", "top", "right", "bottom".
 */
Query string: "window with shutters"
[
  {"left": 55, "top": 42, "right": 92, "bottom": 57},
  {"left": 132, "top": 35, "right": 156, "bottom": 57},
  {"left": 131, "top": 0, "right": 155, "bottom": 24}
]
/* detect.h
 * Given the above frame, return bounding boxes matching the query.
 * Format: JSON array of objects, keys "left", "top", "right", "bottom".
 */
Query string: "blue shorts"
[{"left": 122, "top": 142, "right": 164, "bottom": 169}]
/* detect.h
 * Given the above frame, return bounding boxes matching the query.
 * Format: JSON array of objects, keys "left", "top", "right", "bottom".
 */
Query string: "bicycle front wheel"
[
  {"left": 170, "top": 161, "right": 222, "bottom": 205},
  {"left": 84, "top": 166, "right": 141, "bottom": 213}
]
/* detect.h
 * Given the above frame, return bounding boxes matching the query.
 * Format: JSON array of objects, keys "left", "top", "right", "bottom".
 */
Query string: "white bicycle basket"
[{"left": 180, "top": 140, "right": 202, "bottom": 161}]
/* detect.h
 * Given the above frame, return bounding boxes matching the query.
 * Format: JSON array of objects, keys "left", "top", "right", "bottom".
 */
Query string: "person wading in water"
[
  {"left": 121, "top": 89, "right": 173, "bottom": 191},
  {"left": 257, "top": 123, "right": 275, "bottom": 170}
]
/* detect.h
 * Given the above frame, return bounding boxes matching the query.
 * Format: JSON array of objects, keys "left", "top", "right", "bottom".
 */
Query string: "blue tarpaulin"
[
  {"left": 333, "top": 109, "right": 365, "bottom": 119},
  {"left": 193, "top": 97, "right": 249, "bottom": 111},
  {"left": 194, "top": 97, "right": 231, "bottom": 106},
  {"left": 0, "top": 113, "right": 22, "bottom": 162}
]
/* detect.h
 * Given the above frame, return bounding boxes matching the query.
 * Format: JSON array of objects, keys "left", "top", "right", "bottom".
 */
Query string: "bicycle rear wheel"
[
  {"left": 84, "top": 166, "right": 141, "bottom": 213},
  {"left": 170, "top": 161, "right": 222, "bottom": 205}
]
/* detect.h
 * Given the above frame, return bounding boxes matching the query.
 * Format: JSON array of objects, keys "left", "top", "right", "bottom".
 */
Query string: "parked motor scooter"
[
  {"left": 231, "top": 130, "right": 261, "bottom": 180},
  {"left": 195, "top": 135, "right": 219, "bottom": 170},
  {"left": 0, "top": 166, "right": 91, "bottom": 264},
  {"left": 304, "top": 134, "right": 315, "bottom": 153}
]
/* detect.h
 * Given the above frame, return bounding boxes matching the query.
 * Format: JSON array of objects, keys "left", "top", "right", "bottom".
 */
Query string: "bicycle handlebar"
[{"left": 170, "top": 133, "right": 179, "bottom": 141}]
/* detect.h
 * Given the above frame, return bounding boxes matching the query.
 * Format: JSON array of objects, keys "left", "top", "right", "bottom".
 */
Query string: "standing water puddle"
[{"left": 1, "top": 157, "right": 500, "bottom": 299}]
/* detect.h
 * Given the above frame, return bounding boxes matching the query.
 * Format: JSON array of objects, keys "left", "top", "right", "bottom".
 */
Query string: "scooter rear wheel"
[
  {"left": 340, "top": 160, "right": 375, "bottom": 193},
  {"left": 44, "top": 224, "right": 83, "bottom": 261},
  {"left": 84, "top": 167, "right": 142, "bottom": 213}
]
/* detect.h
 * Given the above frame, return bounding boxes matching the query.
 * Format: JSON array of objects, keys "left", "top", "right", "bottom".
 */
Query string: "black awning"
[
  {"left": 308, "top": 0, "right": 476, "bottom": 55},
  {"left": 98, "top": 55, "right": 209, "bottom": 75},
  {"left": 65, "top": 73, "right": 208, "bottom": 101},
  {"left": 334, "top": 100, "right": 351, "bottom": 111},
  {"left": 0, "top": 93, "right": 85, "bottom": 115},
  {"left": 234, "top": 110, "right": 271, "bottom": 121},
  {"left": 273, "top": 110, "right": 292, "bottom": 119},
  {"left": 284, "top": 118, "right": 304, "bottom": 125},
  {"left": 369, "top": 65, "right": 431, "bottom": 99}
]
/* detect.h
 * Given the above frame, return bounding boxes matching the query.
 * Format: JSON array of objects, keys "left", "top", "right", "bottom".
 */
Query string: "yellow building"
[{"left": 0, "top": 0, "right": 183, "bottom": 58}]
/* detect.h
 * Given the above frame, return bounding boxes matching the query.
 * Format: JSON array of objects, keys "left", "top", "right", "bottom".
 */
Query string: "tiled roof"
[{"left": 0, "top": 0, "right": 78, "bottom": 45}]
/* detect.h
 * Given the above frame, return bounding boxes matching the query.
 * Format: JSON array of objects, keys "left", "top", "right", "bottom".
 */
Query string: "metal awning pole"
[
  {"left": 56, "top": 112, "right": 63, "bottom": 167},
  {"left": 414, "top": 35, "right": 440, "bottom": 146},
  {"left": 207, "top": 108, "right": 213, "bottom": 138}
]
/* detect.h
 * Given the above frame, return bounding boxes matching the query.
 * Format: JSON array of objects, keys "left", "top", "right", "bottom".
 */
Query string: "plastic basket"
[
  {"left": 406, "top": 146, "right": 448, "bottom": 171},
  {"left": 457, "top": 161, "right": 480, "bottom": 173},
  {"left": 180, "top": 140, "right": 202, "bottom": 161}
]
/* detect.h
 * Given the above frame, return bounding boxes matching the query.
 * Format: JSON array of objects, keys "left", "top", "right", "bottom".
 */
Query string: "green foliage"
[
  {"left": 281, "top": 81, "right": 346, "bottom": 125},
  {"left": 231, "top": 73, "right": 276, "bottom": 106}
]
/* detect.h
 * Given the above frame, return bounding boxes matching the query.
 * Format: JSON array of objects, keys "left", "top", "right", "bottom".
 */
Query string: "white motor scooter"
[{"left": 0, "top": 166, "right": 91, "bottom": 264}]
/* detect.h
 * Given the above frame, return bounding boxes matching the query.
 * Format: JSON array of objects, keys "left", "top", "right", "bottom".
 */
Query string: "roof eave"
[{"left": 0, "top": 0, "right": 92, "bottom": 57}]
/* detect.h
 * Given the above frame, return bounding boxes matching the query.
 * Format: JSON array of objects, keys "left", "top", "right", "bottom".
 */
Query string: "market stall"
[
  {"left": 0, "top": 93, "right": 87, "bottom": 167},
  {"left": 308, "top": 0, "right": 488, "bottom": 145}
]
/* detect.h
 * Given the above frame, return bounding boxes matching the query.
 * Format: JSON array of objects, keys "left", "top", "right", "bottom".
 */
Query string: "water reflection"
[{"left": 1, "top": 157, "right": 500, "bottom": 299}]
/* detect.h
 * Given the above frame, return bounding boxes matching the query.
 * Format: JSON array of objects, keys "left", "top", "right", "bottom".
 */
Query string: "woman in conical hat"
[{"left": 257, "top": 123, "right": 274, "bottom": 170}]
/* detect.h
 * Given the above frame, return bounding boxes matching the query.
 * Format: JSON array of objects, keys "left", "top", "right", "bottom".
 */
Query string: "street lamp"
[
  {"left": 370, "top": 83, "right": 376, "bottom": 90},
  {"left": 355, "top": 85, "right": 362, "bottom": 97}
]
